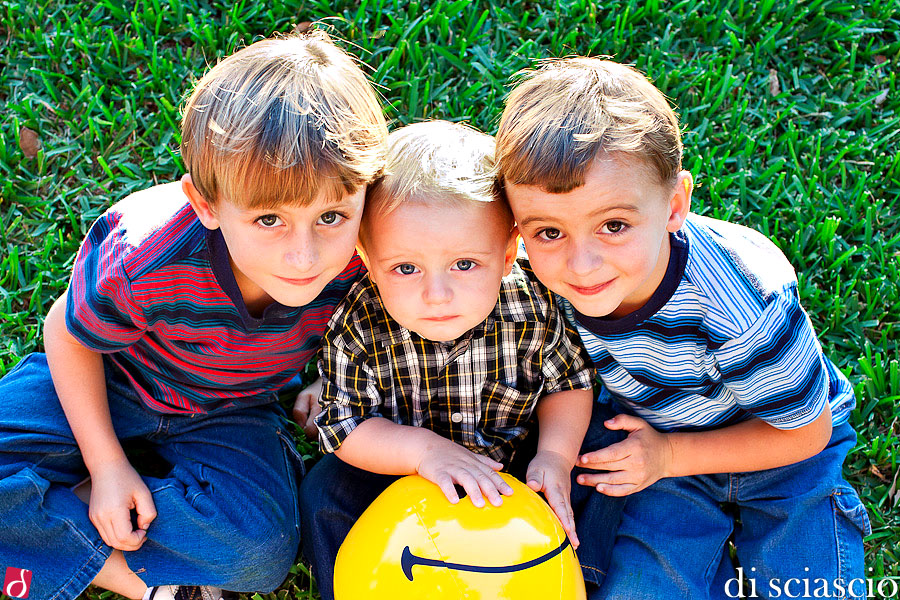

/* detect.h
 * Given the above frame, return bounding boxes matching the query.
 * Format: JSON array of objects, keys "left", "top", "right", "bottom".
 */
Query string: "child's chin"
[{"left": 569, "top": 298, "right": 617, "bottom": 319}]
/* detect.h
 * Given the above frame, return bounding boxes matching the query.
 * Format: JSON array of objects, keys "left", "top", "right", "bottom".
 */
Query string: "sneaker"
[{"left": 144, "top": 585, "right": 237, "bottom": 600}]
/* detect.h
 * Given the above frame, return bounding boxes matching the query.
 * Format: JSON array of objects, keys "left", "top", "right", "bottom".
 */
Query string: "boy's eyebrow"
[{"left": 518, "top": 204, "right": 641, "bottom": 228}]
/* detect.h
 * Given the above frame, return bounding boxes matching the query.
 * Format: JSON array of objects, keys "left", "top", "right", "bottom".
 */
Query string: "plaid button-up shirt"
[{"left": 315, "top": 260, "right": 594, "bottom": 464}]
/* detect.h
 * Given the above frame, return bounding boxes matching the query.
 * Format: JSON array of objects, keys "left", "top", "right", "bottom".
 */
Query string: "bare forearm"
[
  {"left": 333, "top": 417, "right": 447, "bottom": 474},
  {"left": 44, "top": 293, "right": 127, "bottom": 472},
  {"left": 665, "top": 404, "right": 833, "bottom": 477},
  {"left": 535, "top": 389, "right": 593, "bottom": 464}
]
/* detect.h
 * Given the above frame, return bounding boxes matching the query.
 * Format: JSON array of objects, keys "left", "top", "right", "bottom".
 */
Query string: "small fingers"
[
  {"left": 109, "top": 510, "right": 144, "bottom": 551},
  {"left": 474, "top": 471, "right": 505, "bottom": 507},
  {"left": 303, "top": 412, "right": 319, "bottom": 440},
  {"left": 89, "top": 510, "right": 113, "bottom": 548},
  {"left": 580, "top": 441, "right": 631, "bottom": 467},
  {"left": 292, "top": 393, "right": 312, "bottom": 423},
  {"left": 473, "top": 453, "right": 504, "bottom": 471},
  {"left": 435, "top": 474, "right": 460, "bottom": 505},
  {"left": 455, "top": 471, "right": 486, "bottom": 508},
  {"left": 592, "top": 482, "right": 639, "bottom": 497},
  {"left": 134, "top": 489, "right": 158, "bottom": 531}
]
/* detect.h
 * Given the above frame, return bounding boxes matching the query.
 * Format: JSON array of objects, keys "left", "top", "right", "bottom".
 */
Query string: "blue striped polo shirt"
[{"left": 563, "top": 213, "right": 855, "bottom": 432}]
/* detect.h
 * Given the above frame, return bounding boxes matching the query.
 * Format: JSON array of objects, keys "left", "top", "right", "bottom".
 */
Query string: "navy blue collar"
[
  {"left": 573, "top": 229, "right": 689, "bottom": 335},
  {"left": 206, "top": 228, "right": 298, "bottom": 329}
]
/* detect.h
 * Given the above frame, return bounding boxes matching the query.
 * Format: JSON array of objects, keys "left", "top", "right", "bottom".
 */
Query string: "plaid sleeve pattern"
[{"left": 315, "top": 260, "right": 594, "bottom": 463}]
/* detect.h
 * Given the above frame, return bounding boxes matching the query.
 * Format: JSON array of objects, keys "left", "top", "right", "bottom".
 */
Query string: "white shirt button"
[{"left": 450, "top": 412, "right": 463, "bottom": 423}]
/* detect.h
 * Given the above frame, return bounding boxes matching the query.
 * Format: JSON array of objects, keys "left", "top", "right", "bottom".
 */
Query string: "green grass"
[{"left": 1, "top": 0, "right": 898, "bottom": 597}]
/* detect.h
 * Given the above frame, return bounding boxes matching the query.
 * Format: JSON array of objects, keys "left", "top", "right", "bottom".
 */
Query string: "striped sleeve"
[
  {"left": 65, "top": 212, "right": 147, "bottom": 352},
  {"left": 714, "top": 287, "right": 830, "bottom": 430}
]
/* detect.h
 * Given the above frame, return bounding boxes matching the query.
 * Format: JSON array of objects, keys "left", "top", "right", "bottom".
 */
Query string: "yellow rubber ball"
[{"left": 334, "top": 472, "right": 586, "bottom": 599}]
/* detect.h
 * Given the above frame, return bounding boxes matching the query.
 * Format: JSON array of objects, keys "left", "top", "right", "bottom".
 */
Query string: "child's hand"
[
  {"left": 416, "top": 438, "right": 514, "bottom": 508},
  {"left": 576, "top": 414, "right": 674, "bottom": 496},
  {"left": 526, "top": 450, "right": 579, "bottom": 548},
  {"left": 292, "top": 376, "right": 323, "bottom": 440},
  {"left": 88, "top": 458, "right": 157, "bottom": 551}
]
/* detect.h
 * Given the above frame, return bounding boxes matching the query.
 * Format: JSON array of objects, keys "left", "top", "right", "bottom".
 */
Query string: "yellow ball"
[{"left": 334, "top": 473, "right": 586, "bottom": 600}]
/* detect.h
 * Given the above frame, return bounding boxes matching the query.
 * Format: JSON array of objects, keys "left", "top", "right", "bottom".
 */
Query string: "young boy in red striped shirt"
[{"left": 0, "top": 31, "right": 386, "bottom": 600}]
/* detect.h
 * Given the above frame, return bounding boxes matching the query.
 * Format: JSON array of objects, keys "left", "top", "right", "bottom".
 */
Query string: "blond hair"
[
  {"left": 181, "top": 30, "right": 388, "bottom": 207},
  {"left": 496, "top": 58, "right": 682, "bottom": 193},
  {"left": 361, "top": 120, "right": 509, "bottom": 245}
]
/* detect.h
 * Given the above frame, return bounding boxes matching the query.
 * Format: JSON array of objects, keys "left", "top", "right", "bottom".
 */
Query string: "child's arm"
[
  {"left": 577, "top": 403, "right": 832, "bottom": 496},
  {"left": 333, "top": 417, "right": 514, "bottom": 507},
  {"left": 525, "top": 388, "right": 593, "bottom": 548},
  {"left": 44, "top": 293, "right": 157, "bottom": 550}
]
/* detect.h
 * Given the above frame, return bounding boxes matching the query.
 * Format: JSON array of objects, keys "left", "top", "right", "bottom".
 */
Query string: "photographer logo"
[{"left": 3, "top": 567, "right": 32, "bottom": 599}]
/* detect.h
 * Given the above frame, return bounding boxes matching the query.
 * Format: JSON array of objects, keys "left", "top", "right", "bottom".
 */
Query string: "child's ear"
[
  {"left": 182, "top": 174, "right": 220, "bottom": 230},
  {"left": 503, "top": 226, "right": 519, "bottom": 277},
  {"left": 666, "top": 171, "right": 692, "bottom": 232}
]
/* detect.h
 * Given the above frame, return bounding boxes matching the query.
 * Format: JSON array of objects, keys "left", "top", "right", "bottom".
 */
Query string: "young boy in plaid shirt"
[{"left": 298, "top": 120, "right": 623, "bottom": 600}]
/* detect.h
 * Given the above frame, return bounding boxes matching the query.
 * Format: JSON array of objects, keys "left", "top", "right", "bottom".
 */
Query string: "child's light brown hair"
[
  {"left": 361, "top": 120, "right": 511, "bottom": 246},
  {"left": 181, "top": 29, "right": 388, "bottom": 207},
  {"left": 496, "top": 58, "right": 682, "bottom": 193}
]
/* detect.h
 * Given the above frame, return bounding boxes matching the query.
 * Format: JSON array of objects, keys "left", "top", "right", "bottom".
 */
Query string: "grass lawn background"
[{"left": 1, "top": 0, "right": 898, "bottom": 598}]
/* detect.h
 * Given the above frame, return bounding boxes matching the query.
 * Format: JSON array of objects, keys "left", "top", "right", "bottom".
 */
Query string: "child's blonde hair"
[
  {"left": 181, "top": 30, "right": 388, "bottom": 207},
  {"left": 361, "top": 120, "right": 510, "bottom": 245},
  {"left": 496, "top": 58, "right": 682, "bottom": 193}
]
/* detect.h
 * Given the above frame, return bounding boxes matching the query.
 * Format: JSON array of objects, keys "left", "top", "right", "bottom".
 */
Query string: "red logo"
[{"left": 4, "top": 567, "right": 32, "bottom": 599}]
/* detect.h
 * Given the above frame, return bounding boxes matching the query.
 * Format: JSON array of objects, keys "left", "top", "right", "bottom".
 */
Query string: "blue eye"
[
  {"left": 455, "top": 260, "right": 475, "bottom": 271},
  {"left": 395, "top": 264, "right": 419, "bottom": 275}
]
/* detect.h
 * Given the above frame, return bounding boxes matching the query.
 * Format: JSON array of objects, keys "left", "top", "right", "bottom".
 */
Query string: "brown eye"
[{"left": 257, "top": 214, "right": 281, "bottom": 227}]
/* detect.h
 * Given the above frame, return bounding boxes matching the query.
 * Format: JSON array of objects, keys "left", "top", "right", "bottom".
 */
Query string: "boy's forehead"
[
  {"left": 233, "top": 186, "right": 364, "bottom": 211},
  {"left": 505, "top": 158, "right": 670, "bottom": 221},
  {"left": 368, "top": 199, "right": 510, "bottom": 252}
]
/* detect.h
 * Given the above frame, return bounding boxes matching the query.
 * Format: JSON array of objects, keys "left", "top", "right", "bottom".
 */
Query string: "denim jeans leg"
[
  {"left": 732, "top": 421, "right": 871, "bottom": 600},
  {"left": 572, "top": 400, "right": 627, "bottom": 589},
  {"left": 119, "top": 403, "right": 302, "bottom": 593},
  {"left": 0, "top": 354, "right": 160, "bottom": 600},
  {"left": 596, "top": 474, "right": 735, "bottom": 600},
  {"left": 298, "top": 453, "right": 399, "bottom": 600}
]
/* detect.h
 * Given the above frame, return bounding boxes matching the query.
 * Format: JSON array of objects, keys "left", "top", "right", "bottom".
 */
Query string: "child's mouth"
[{"left": 568, "top": 279, "right": 615, "bottom": 295}]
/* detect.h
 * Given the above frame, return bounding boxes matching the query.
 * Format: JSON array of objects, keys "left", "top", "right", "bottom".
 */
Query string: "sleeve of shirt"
[
  {"left": 714, "top": 286, "right": 830, "bottom": 430},
  {"left": 314, "top": 300, "right": 385, "bottom": 453},
  {"left": 539, "top": 298, "right": 595, "bottom": 395},
  {"left": 65, "top": 211, "right": 147, "bottom": 352}
]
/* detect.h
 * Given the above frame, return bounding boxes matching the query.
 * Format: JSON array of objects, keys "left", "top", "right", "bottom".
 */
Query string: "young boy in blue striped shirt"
[{"left": 496, "top": 58, "right": 870, "bottom": 599}]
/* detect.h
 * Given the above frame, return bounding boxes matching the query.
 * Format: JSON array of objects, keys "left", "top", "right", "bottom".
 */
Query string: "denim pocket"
[
  {"left": 832, "top": 488, "right": 872, "bottom": 537},
  {"left": 831, "top": 487, "right": 871, "bottom": 596},
  {"left": 276, "top": 429, "right": 304, "bottom": 536}
]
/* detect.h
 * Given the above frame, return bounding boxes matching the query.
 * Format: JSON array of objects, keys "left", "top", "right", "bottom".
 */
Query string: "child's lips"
[
  {"left": 424, "top": 315, "right": 459, "bottom": 321},
  {"left": 568, "top": 278, "right": 615, "bottom": 295},
  {"left": 277, "top": 274, "right": 319, "bottom": 286}
]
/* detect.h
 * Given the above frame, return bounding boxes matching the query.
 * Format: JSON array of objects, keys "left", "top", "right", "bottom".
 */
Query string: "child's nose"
[
  {"left": 567, "top": 239, "right": 603, "bottom": 277},
  {"left": 422, "top": 274, "right": 453, "bottom": 305},
  {"left": 284, "top": 231, "right": 319, "bottom": 273}
]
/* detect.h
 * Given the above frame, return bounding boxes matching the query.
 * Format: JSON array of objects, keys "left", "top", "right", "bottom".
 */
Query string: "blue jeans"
[
  {"left": 299, "top": 401, "right": 626, "bottom": 600},
  {"left": 590, "top": 418, "right": 870, "bottom": 600},
  {"left": 0, "top": 354, "right": 303, "bottom": 600}
]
